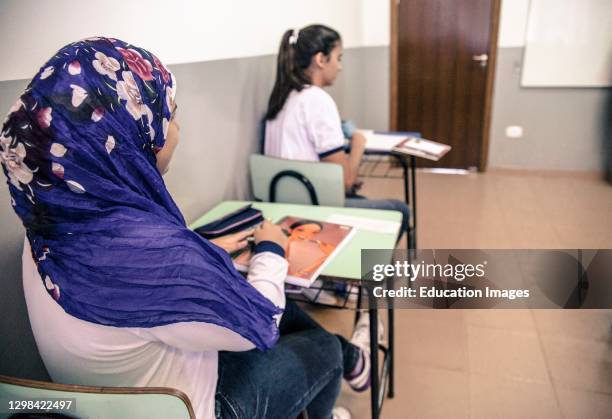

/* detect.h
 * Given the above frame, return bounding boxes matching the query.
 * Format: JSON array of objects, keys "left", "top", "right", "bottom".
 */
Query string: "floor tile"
[
  {"left": 540, "top": 335, "right": 612, "bottom": 394},
  {"left": 469, "top": 373, "right": 561, "bottom": 419},
  {"left": 467, "top": 325, "right": 549, "bottom": 383}
]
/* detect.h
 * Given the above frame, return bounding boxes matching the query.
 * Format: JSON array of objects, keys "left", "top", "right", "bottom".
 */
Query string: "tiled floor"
[{"left": 304, "top": 167, "right": 612, "bottom": 419}]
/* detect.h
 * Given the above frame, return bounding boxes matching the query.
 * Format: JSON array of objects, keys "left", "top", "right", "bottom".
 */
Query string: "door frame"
[{"left": 389, "top": 0, "right": 501, "bottom": 171}]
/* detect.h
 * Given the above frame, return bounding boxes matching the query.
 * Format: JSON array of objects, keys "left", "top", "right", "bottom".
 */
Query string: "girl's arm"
[{"left": 321, "top": 131, "right": 366, "bottom": 191}]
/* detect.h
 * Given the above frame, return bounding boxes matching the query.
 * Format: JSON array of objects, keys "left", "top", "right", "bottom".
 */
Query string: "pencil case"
[{"left": 194, "top": 204, "right": 264, "bottom": 239}]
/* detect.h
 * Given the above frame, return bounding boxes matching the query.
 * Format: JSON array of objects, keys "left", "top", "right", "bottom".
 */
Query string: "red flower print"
[
  {"left": 152, "top": 54, "right": 170, "bottom": 84},
  {"left": 117, "top": 48, "right": 154, "bottom": 81},
  {"left": 37, "top": 107, "right": 53, "bottom": 128}
]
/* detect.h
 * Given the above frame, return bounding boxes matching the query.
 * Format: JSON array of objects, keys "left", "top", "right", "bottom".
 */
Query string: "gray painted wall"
[
  {"left": 488, "top": 47, "right": 611, "bottom": 172},
  {"left": 0, "top": 46, "right": 388, "bottom": 379},
  {"left": 0, "top": 79, "right": 50, "bottom": 380}
]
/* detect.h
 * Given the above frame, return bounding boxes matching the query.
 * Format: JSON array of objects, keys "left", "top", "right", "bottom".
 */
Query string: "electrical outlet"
[{"left": 505, "top": 126, "right": 523, "bottom": 138}]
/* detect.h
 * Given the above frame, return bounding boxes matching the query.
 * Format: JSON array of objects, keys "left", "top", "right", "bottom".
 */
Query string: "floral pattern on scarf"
[{"left": 0, "top": 37, "right": 281, "bottom": 350}]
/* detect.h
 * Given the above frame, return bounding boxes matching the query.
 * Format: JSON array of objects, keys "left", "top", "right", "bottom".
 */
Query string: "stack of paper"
[{"left": 358, "top": 130, "right": 407, "bottom": 152}]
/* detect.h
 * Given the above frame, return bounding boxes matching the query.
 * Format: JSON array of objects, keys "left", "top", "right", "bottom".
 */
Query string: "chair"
[
  {"left": 249, "top": 154, "right": 345, "bottom": 207},
  {"left": 0, "top": 374, "right": 195, "bottom": 419}
]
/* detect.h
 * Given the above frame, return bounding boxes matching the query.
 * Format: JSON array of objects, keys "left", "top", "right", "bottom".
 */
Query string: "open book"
[
  {"left": 359, "top": 130, "right": 451, "bottom": 161},
  {"left": 392, "top": 137, "right": 451, "bottom": 161},
  {"left": 233, "top": 216, "right": 355, "bottom": 288}
]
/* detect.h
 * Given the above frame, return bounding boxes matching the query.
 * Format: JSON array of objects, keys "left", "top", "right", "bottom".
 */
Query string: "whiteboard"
[{"left": 521, "top": 0, "right": 612, "bottom": 87}]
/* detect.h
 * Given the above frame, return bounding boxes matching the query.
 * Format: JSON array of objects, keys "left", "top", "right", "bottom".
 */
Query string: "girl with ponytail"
[
  {"left": 265, "top": 24, "right": 411, "bottom": 244},
  {"left": 265, "top": 25, "right": 340, "bottom": 121}
]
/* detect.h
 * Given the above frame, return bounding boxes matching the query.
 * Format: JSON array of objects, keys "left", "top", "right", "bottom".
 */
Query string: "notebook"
[
  {"left": 359, "top": 130, "right": 408, "bottom": 152},
  {"left": 233, "top": 216, "right": 355, "bottom": 287},
  {"left": 392, "top": 137, "right": 451, "bottom": 161}
]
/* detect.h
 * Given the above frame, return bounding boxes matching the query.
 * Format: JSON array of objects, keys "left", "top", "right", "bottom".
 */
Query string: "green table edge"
[{"left": 189, "top": 201, "right": 401, "bottom": 280}]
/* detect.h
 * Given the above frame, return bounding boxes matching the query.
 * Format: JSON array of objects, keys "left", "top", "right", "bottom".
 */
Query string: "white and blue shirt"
[{"left": 265, "top": 86, "right": 345, "bottom": 161}]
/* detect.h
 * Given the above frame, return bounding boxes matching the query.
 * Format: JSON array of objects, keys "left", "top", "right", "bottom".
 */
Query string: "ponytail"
[{"left": 265, "top": 24, "right": 341, "bottom": 120}]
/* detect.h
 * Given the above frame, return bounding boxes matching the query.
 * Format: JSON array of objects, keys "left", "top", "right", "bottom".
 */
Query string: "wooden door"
[{"left": 391, "top": 0, "right": 500, "bottom": 170}]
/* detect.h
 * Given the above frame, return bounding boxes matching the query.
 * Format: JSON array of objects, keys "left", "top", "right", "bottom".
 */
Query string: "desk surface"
[
  {"left": 190, "top": 201, "right": 401, "bottom": 280},
  {"left": 363, "top": 131, "right": 421, "bottom": 155}
]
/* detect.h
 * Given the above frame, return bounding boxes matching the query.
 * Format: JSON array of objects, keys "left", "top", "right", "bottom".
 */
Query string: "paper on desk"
[
  {"left": 358, "top": 130, "right": 407, "bottom": 152},
  {"left": 400, "top": 137, "right": 447, "bottom": 155},
  {"left": 326, "top": 214, "right": 401, "bottom": 235}
]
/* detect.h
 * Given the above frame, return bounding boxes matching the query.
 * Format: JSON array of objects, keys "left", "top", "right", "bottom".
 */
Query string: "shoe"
[
  {"left": 352, "top": 311, "right": 385, "bottom": 346},
  {"left": 332, "top": 406, "right": 351, "bottom": 419},
  {"left": 301, "top": 279, "right": 338, "bottom": 305},
  {"left": 345, "top": 312, "right": 385, "bottom": 392}
]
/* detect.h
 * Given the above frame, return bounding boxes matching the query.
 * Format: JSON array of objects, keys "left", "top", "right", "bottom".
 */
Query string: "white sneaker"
[
  {"left": 332, "top": 406, "right": 352, "bottom": 419},
  {"left": 345, "top": 312, "right": 385, "bottom": 392},
  {"left": 352, "top": 311, "right": 385, "bottom": 347}
]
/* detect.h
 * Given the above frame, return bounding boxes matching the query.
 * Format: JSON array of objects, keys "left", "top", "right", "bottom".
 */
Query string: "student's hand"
[
  {"left": 210, "top": 229, "right": 254, "bottom": 253},
  {"left": 341, "top": 120, "right": 357, "bottom": 139},
  {"left": 254, "top": 221, "right": 288, "bottom": 250}
]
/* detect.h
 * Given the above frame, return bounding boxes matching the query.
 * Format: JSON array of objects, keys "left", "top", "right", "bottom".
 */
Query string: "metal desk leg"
[
  {"left": 410, "top": 155, "right": 417, "bottom": 249},
  {"left": 369, "top": 308, "right": 380, "bottom": 419},
  {"left": 398, "top": 156, "right": 413, "bottom": 249},
  {"left": 387, "top": 302, "right": 395, "bottom": 398},
  {"left": 400, "top": 157, "right": 410, "bottom": 208}
]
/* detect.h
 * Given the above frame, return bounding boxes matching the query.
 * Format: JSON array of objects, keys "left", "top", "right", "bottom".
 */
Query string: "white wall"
[
  {"left": 0, "top": 0, "right": 573, "bottom": 80},
  {"left": 0, "top": 0, "right": 391, "bottom": 82},
  {"left": 498, "top": 0, "right": 530, "bottom": 47},
  {"left": 357, "top": 0, "right": 533, "bottom": 49},
  {"left": 360, "top": 0, "right": 390, "bottom": 47},
  {"left": 521, "top": 0, "right": 612, "bottom": 87}
]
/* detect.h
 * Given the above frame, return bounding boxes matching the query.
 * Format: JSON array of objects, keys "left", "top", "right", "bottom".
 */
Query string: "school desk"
[
  {"left": 363, "top": 131, "right": 420, "bottom": 250},
  {"left": 191, "top": 201, "right": 402, "bottom": 419}
]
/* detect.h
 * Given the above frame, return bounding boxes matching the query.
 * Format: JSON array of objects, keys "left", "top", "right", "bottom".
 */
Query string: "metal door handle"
[{"left": 472, "top": 54, "right": 488, "bottom": 62}]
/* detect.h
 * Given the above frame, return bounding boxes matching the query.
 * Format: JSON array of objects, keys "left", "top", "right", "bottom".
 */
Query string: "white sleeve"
[
  {"left": 246, "top": 251, "right": 288, "bottom": 318},
  {"left": 131, "top": 251, "right": 288, "bottom": 352},
  {"left": 303, "top": 88, "right": 345, "bottom": 157}
]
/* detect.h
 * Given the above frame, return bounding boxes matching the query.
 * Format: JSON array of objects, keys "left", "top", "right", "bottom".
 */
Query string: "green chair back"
[
  {"left": 249, "top": 154, "right": 345, "bottom": 207},
  {"left": 0, "top": 375, "right": 194, "bottom": 419}
]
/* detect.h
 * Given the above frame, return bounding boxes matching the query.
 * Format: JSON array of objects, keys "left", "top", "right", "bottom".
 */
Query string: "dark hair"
[
  {"left": 282, "top": 219, "right": 323, "bottom": 236},
  {"left": 289, "top": 220, "right": 323, "bottom": 230},
  {"left": 265, "top": 24, "right": 341, "bottom": 120}
]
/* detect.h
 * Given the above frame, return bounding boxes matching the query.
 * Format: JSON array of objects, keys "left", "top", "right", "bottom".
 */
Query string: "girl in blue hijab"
[
  {"left": 3, "top": 37, "right": 372, "bottom": 419},
  {"left": 2, "top": 36, "right": 281, "bottom": 346}
]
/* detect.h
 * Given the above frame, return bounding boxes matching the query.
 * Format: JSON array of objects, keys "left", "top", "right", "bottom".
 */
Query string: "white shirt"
[
  {"left": 22, "top": 239, "right": 288, "bottom": 419},
  {"left": 264, "top": 86, "right": 345, "bottom": 161}
]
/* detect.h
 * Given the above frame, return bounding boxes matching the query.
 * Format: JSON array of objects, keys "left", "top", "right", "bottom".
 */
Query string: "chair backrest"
[
  {"left": 249, "top": 154, "right": 345, "bottom": 207},
  {"left": 0, "top": 375, "right": 195, "bottom": 419}
]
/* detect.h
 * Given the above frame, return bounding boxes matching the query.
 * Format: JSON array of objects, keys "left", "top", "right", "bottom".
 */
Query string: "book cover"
[{"left": 233, "top": 216, "right": 355, "bottom": 287}]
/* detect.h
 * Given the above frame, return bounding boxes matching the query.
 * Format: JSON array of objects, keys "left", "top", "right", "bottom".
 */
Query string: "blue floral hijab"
[{"left": 1, "top": 37, "right": 281, "bottom": 350}]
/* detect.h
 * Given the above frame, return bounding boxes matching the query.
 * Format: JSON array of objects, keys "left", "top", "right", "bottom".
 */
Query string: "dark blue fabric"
[
  {"left": 216, "top": 300, "right": 349, "bottom": 419},
  {"left": 0, "top": 37, "right": 281, "bottom": 350},
  {"left": 254, "top": 241, "right": 285, "bottom": 258},
  {"left": 317, "top": 145, "right": 345, "bottom": 159}
]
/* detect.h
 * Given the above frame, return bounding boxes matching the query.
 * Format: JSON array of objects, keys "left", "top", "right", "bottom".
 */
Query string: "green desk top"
[{"left": 190, "top": 201, "right": 401, "bottom": 280}]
